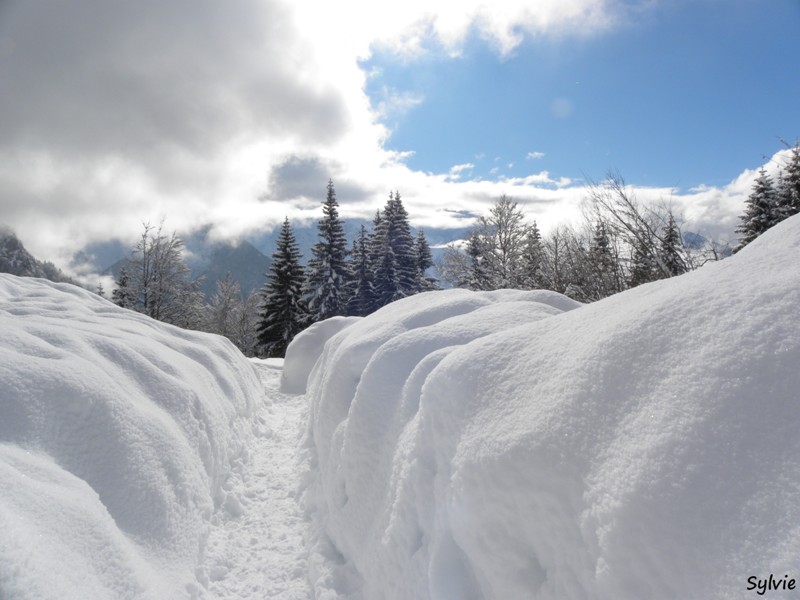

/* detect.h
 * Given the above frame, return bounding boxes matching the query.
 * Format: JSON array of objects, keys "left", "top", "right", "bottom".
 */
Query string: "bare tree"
[
  {"left": 114, "top": 220, "right": 206, "bottom": 329},
  {"left": 585, "top": 172, "right": 693, "bottom": 285}
]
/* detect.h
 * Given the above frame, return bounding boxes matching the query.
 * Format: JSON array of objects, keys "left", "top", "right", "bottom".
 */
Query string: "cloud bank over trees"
[{"left": 0, "top": 0, "right": 775, "bottom": 267}]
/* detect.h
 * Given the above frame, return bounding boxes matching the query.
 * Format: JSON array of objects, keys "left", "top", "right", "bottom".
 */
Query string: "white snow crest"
[
  {"left": 299, "top": 216, "right": 800, "bottom": 600},
  {"left": 281, "top": 316, "right": 362, "bottom": 394},
  {"left": 0, "top": 275, "right": 262, "bottom": 599}
]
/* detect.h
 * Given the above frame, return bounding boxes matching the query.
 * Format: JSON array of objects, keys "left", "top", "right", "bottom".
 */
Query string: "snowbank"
[
  {"left": 0, "top": 275, "right": 263, "bottom": 599},
  {"left": 281, "top": 316, "right": 361, "bottom": 394},
  {"left": 299, "top": 216, "right": 800, "bottom": 600}
]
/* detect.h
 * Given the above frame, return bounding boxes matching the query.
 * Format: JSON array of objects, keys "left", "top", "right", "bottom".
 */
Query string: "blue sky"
[{"left": 364, "top": 0, "right": 799, "bottom": 189}]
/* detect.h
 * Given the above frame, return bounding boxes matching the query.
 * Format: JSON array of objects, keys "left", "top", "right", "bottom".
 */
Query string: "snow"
[
  {"left": 3, "top": 215, "right": 800, "bottom": 600},
  {"left": 281, "top": 316, "right": 361, "bottom": 394},
  {"left": 199, "top": 358, "right": 311, "bottom": 599},
  {"left": 0, "top": 275, "right": 263, "bottom": 599},
  {"left": 299, "top": 215, "right": 800, "bottom": 599}
]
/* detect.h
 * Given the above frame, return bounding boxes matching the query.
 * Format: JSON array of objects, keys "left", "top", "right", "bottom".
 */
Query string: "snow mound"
[
  {"left": 282, "top": 316, "right": 361, "bottom": 394},
  {"left": 0, "top": 275, "right": 262, "bottom": 599},
  {"left": 300, "top": 216, "right": 800, "bottom": 600}
]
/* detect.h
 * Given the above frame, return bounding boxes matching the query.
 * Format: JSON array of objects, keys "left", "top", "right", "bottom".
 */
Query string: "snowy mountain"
[
  {"left": 0, "top": 226, "right": 80, "bottom": 286},
  {"left": 2, "top": 215, "right": 798, "bottom": 599},
  {"left": 181, "top": 230, "right": 272, "bottom": 299}
]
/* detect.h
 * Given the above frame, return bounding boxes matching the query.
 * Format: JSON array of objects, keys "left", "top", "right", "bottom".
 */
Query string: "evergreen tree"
[
  {"left": 346, "top": 224, "right": 376, "bottom": 316},
  {"left": 367, "top": 209, "right": 384, "bottom": 267},
  {"left": 373, "top": 241, "right": 398, "bottom": 309},
  {"left": 659, "top": 213, "right": 687, "bottom": 276},
  {"left": 587, "top": 221, "right": 619, "bottom": 298},
  {"left": 111, "top": 266, "right": 136, "bottom": 308},
  {"left": 305, "top": 179, "right": 349, "bottom": 321},
  {"left": 371, "top": 192, "right": 417, "bottom": 307},
  {"left": 257, "top": 218, "right": 309, "bottom": 358},
  {"left": 777, "top": 144, "right": 800, "bottom": 221},
  {"left": 735, "top": 167, "right": 780, "bottom": 251},
  {"left": 519, "top": 221, "right": 544, "bottom": 289},
  {"left": 414, "top": 228, "right": 436, "bottom": 291},
  {"left": 629, "top": 240, "right": 658, "bottom": 288},
  {"left": 465, "top": 230, "right": 492, "bottom": 291}
]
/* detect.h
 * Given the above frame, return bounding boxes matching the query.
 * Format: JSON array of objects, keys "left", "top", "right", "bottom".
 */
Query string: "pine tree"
[
  {"left": 371, "top": 192, "right": 417, "bottom": 307},
  {"left": 257, "top": 218, "right": 309, "bottom": 358},
  {"left": 414, "top": 228, "right": 436, "bottom": 291},
  {"left": 367, "top": 209, "right": 384, "bottom": 267},
  {"left": 629, "top": 240, "right": 658, "bottom": 288},
  {"left": 659, "top": 213, "right": 687, "bottom": 276},
  {"left": 519, "top": 221, "right": 544, "bottom": 289},
  {"left": 373, "top": 241, "right": 398, "bottom": 308},
  {"left": 346, "top": 224, "right": 376, "bottom": 316},
  {"left": 465, "top": 230, "right": 491, "bottom": 291},
  {"left": 776, "top": 144, "right": 800, "bottom": 221},
  {"left": 735, "top": 167, "right": 780, "bottom": 251},
  {"left": 111, "top": 266, "right": 136, "bottom": 308},
  {"left": 305, "top": 179, "right": 349, "bottom": 321},
  {"left": 587, "top": 221, "right": 618, "bottom": 298}
]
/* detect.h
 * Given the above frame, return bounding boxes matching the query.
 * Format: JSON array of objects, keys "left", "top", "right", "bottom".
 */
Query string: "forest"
[{"left": 109, "top": 144, "right": 800, "bottom": 357}]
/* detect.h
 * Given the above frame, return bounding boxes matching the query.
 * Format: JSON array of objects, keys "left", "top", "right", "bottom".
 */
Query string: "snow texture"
[
  {"left": 199, "top": 358, "right": 312, "bottom": 599},
  {"left": 281, "top": 316, "right": 361, "bottom": 394},
  {"left": 0, "top": 275, "right": 262, "bottom": 599},
  {"left": 299, "top": 215, "right": 800, "bottom": 600}
]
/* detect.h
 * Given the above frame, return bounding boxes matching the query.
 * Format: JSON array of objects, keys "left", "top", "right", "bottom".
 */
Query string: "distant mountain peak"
[{"left": 0, "top": 227, "right": 80, "bottom": 286}]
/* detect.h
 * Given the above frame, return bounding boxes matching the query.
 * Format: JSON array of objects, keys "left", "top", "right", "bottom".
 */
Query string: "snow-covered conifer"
[
  {"left": 305, "top": 179, "right": 349, "bottom": 321},
  {"left": 371, "top": 192, "right": 417, "bottom": 307},
  {"left": 346, "top": 224, "right": 376, "bottom": 316},
  {"left": 414, "top": 228, "right": 436, "bottom": 291},
  {"left": 659, "top": 213, "right": 687, "bottom": 276},
  {"left": 257, "top": 218, "right": 309, "bottom": 358},
  {"left": 111, "top": 266, "right": 136, "bottom": 309},
  {"left": 519, "top": 221, "right": 544, "bottom": 289},
  {"left": 736, "top": 167, "right": 780, "bottom": 251},
  {"left": 777, "top": 145, "right": 800, "bottom": 221}
]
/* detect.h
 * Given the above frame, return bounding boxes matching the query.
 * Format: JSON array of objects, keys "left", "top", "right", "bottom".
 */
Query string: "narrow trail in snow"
[{"left": 200, "top": 359, "right": 312, "bottom": 599}]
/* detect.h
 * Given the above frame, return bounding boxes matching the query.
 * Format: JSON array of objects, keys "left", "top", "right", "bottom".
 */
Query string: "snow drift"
[
  {"left": 298, "top": 215, "right": 800, "bottom": 600},
  {"left": 0, "top": 275, "right": 262, "bottom": 599}
]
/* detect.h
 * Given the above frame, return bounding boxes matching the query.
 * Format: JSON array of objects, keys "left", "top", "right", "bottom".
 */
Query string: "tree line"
[
  {"left": 110, "top": 143, "right": 799, "bottom": 357},
  {"left": 256, "top": 181, "right": 435, "bottom": 357},
  {"left": 111, "top": 180, "right": 436, "bottom": 357},
  {"left": 735, "top": 143, "right": 800, "bottom": 250},
  {"left": 441, "top": 143, "right": 800, "bottom": 301}
]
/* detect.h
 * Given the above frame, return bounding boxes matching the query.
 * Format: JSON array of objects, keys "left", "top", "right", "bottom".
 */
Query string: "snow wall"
[
  {"left": 0, "top": 275, "right": 263, "bottom": 599},
  {"left": 297, "top": 215, "right": 800, "bottom": 600}
]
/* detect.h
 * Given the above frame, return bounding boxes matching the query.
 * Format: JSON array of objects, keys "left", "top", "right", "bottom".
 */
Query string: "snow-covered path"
[{"left": 199, "top": 359, "right": 312, "bottom": 599}]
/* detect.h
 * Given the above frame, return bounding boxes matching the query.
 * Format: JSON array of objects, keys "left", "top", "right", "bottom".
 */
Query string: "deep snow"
[
  {"left": 0, "top": 276, "right": 264, "bottom": 599},
  {"left": 298, "top": 215, "right": 800, "bottom": 599},
  {"left": 2, "top": 214, "right": 799, "bottom": 600}
]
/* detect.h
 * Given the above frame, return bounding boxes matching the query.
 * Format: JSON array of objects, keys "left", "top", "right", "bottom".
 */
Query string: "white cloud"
[
  {"left": 526, "top": 151, "right": 546, "bottom": 160},
  {"left": 0, "top": 0, "right": 754, "bottom": 272},
  {"left": 447, "top": 163, "right": 475, "bottom": 180}
]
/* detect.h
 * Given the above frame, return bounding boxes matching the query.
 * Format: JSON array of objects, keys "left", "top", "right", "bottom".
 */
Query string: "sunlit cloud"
[{"left": 0, "top": 0, "right": 756, "bottom": 273}]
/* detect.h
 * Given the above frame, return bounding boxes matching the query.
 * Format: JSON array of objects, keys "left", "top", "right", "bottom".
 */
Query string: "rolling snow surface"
[
  {"left": 299, "top": 215, "right": 800, "bottom": 599},
  {"left": 2, "top": 214, "right": 799, "bottom": 600},
  {"left": 0, "top": 276, "right": 266, "bottom": 599}
]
